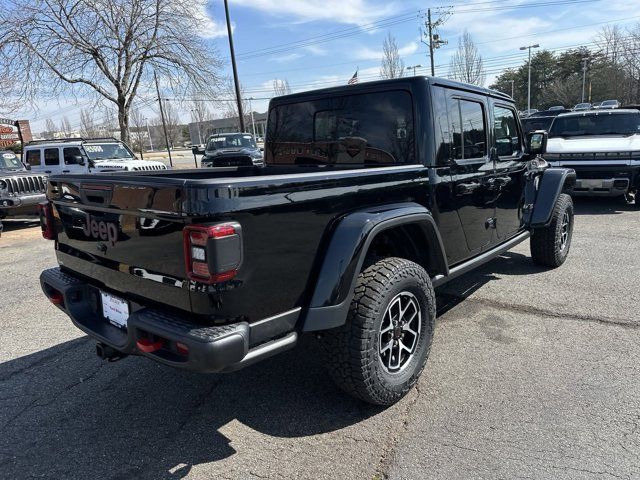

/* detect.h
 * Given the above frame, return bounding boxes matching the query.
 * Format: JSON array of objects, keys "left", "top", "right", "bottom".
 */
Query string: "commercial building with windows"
[{"left": 188, "top": 112, "right": 267, "bottom": 145}]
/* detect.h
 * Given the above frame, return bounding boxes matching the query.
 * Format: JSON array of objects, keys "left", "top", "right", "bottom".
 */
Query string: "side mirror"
[
  {"left": 526, "top": 130, "right": 547, "bottom": 156},
  {"left": 24, "top": 163, "right": 31, "bottom": 170}
]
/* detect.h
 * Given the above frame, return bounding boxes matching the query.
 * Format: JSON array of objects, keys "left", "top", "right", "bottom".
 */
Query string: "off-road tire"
[
  {"left": 530, "top": 193, "right": 574, "bottom": 268},
  {"left": 324, "top": 257, "right": 436, "bottom": 406}
]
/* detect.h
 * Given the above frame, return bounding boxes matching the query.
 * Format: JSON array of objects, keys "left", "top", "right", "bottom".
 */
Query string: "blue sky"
[{"left": 17, "top": 0, "right": 640, "bottom": 133}]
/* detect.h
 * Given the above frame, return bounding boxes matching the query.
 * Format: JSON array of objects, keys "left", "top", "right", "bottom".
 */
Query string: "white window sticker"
[{"left": 85, "top": 145, "right": 104, "bottom": 153}]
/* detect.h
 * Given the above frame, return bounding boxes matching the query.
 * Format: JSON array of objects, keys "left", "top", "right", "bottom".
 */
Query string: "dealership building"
[{"left": 187, "top": 112, "right": 267, "bottom": 145}]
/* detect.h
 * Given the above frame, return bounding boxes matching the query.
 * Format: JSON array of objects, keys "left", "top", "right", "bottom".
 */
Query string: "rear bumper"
[
  {"left": 573, "top": 178, "right": 629, "bottom": 196},
  {"left": 40, "top": 267, "right": 298, "bottom": 373}
]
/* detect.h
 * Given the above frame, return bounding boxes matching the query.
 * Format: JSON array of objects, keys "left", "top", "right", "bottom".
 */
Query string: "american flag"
[{"left": 348, "top": 70, "right": 358, "bottom": 85}]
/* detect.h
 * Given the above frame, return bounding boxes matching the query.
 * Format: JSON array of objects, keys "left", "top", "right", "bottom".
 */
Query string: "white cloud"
[
  {"left": 303, "top": 45, "right": 328, "bottom": 56},
  {"left": 354, "top": 40, "right": 419, "bottom": 60},
  {"left": 196, "top": 1, "right": 229, "bottom": 39},
  {"left": 229, "top": 0, "right": 399, "bottom": 26},
  {"left": 271, "top": 52, "right": 304, "bottom": 63}
]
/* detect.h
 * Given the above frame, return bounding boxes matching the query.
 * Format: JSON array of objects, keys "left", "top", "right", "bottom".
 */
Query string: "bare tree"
[
  {"left": 80, "top": 109, "right": 99, "bottom": 137},
  {"left": 129, "top": 108, "right": 147, "bottom": 157},
  {"left": 0, "top": 0, "right": 223, "bottom": 144},
  {"left": 219, "top": 78, "right": 249, "bottom": 131},
  {"left": 190, "top": 101, "right": 213, "bottom": 144},
  {"left": 273, "top": 78, "right": 292, "bottom": 96},
  {"left": 44, "top": 118, "right": 57, "bottom": 137},
  {"left": 61, "top": 117, "right": 73, "bottom": 136},
  {"left": 449, "top": 31, "right": 486, "bottom": 86},
  {"left": 380, "top": 33, "right": 405, "bottom": 79},
  {"left": 157, "top": 101, "right": 182, "bottom": 148}
]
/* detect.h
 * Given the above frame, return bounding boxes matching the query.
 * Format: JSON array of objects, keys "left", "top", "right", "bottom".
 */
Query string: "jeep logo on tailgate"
[{"left": 82, "top": 213, "right": 118, "bottom": 246}]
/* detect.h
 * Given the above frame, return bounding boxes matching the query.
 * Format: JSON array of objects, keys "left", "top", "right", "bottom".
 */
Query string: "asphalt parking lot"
[{"left": 1, "top": 197, "right": 639, "bottom": 480}]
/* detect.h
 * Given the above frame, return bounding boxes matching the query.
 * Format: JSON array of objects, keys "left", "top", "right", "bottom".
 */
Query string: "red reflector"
[
  {"left": 176, "top": 342, "right": 189, "bottom": 356},
  {"left": 136, "top": 338, "right": 164, "bottom": 353},
  {"left": 37, "top": 201, "right": 56, "bottom": 240},
  {"left": 192, "top": 261, "right": 210, "bottom": 277},
  {"left": 49, "top": 290, "right": 64, "bottom": 305},
  {"left": 212, "top": 270, "right": 237, "bottom": 282}
]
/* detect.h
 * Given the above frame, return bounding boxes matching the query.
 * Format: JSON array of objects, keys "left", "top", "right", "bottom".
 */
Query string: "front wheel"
[
  {"left": 530, "top": 193, "right": 574, "bottom": 268},
  {"left": 323, "top": 257, "right": 436, "bottom": 406}
]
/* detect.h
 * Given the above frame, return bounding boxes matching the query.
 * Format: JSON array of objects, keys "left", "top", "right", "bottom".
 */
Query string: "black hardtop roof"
[
  {"left": 556, "top": 109, "right": 640, "bottom": 118},
  {"left": 271, "top": 76, "right": 512, "bottom": 104}
]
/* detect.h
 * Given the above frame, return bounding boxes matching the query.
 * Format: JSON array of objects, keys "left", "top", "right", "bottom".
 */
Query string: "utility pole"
[
  {"left": 519, "top": 44, "right": 540, "bottom": 112},
  {"left": 224, "top": 0, "right": 245, "bottom": 132},
  {"left": 422, "top": 8, "right": 449, "bottom": 77},
  {"left": 511, "top": 79, "right": 515, "bottom": 99},
  {"left": 154, "top": 71, "right": 172, "bottom": 167},
  {"left": 248, "top": 98, "right": 256, "bottom": 137},
  {"left": 581, "top": 57, "right": 589, "bottom": 103}
]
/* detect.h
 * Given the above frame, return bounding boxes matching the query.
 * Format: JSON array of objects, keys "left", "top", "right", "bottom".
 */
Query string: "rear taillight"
[
  {"left": 37, "top": 201, "right": 56, "bottom": 240},
  {"left": 183, "top": 222, "right": 242, "bottom": 284}
]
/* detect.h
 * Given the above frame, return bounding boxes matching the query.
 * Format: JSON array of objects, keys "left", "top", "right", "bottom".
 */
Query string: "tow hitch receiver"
[{"left": 96, "top": 343, "right": 127, "bottom": 362}]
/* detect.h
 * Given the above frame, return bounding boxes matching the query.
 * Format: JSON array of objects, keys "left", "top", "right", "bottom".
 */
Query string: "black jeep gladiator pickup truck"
[{"left": 39, "top": 77, "right": 575, "bottom": 405}]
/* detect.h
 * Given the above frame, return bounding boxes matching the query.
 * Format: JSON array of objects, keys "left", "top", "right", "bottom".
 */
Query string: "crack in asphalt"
[{"left": 438, "top": 292, "right": 637, "bottom": 329}]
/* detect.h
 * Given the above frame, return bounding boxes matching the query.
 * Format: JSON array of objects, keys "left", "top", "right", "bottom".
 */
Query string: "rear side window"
[
  {"left": 266, "top": 90, "right": 415, "bottom": 166},
  {"left": 44, "top": 148, "right": 59, "bottom": 166},
  {"left": 26, "top": 149, "right": 41, "bottom": 167},
  {"left": 433, "top": 87, "right": 452, "bottom": 165},
  {"left": 450, "top": 99, "right": 487, "bottom": 160},
  {"left": 493, "top": 106, "right": 521, "bottom": 157}
]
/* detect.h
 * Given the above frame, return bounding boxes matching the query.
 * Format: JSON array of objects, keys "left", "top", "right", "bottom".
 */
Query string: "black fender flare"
[
  {"left": 302, "top": 202, "right": 448, "bottom": 332},
  {"left": 525, "top": 167, "right": 576, "bottom": 228}
]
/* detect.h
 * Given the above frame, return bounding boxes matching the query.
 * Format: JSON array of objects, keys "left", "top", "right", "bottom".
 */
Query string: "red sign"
[{"left": 0, "top": 119, "right": 32, "bottom": 147}]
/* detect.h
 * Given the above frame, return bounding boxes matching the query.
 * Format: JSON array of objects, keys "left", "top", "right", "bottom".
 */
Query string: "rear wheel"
[
  {"left": 324, "top": 257, "right": 436, "bottom": 406},
  {"left": 530, "top": 193, "right": 574, "bottom": 268}
]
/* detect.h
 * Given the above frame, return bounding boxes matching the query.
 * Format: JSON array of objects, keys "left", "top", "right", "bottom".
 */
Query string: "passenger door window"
[
  {"left": 63, "top": 147, "right": 84, "bottom": 165},
  {"left": 26, "top": 149, "right": 42, "bottom": 167},
  {"left": 451, "top": 99, "right": 487, "bottom": 161},
  {"left": 44, "top": 148, "right": 60, "bottom": 166},
  {"left": 493, "top": 106, "right": 522, "bottom": 158}
]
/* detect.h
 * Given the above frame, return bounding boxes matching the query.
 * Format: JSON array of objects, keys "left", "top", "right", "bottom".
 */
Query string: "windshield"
[
  {"left": 602, "top": 101, "right": 617, "bottom": 106},
  {"left": 521, "top": 117, "right": 554, "bottom": 134},
  {"left": 84, "top": 143, "right": 135, "bottom": 161},
  {"left": 574, "top": 103, "right": 590, "bottom": 109},
  {"left": 206, "top": 134, "right": 256, "bottom": 151},
  {"left": 549, "top": 113, "right": 640, "bottom": 137},
  {"left": 266, "top": 90, "right": 415, "bottom": 166},
  {"left": 0, "top": 152, "right": 22, "bottom": 170}
]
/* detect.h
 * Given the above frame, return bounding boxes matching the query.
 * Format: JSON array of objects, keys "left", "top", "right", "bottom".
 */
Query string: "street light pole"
[
  {"left": 406, "top": 65, "right": 422, "bottom": 76},
  {"left": 248, "top": 98, "right": 256, "bottom": 137},
  {"left": 519, "top": 44, "right": 539, "bottom": 112},
  {"left": 581, "top": 57, "right": 589, "bottom": 103},
  {"left": 224, "top": 0, "right": 245, "bottom": 133},
  {"left": 510, "top": 79, "right": 515, "bottom": 99}
]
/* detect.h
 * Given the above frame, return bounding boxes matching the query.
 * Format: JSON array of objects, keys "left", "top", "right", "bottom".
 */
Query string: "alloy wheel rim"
[
  {"left": 560, "top": 210, "right": 570, "bottom": 251},
  {"left": 378, "top": 291, "right": 422, "bottom": 374}
]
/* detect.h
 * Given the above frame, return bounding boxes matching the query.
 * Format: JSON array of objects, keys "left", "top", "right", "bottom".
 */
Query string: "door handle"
[
  {"left": 44, "top": 170, "right": 52, "bottom": 173},
  {"left": 62, "top": 170, "right": 70, "bottom": 173}
]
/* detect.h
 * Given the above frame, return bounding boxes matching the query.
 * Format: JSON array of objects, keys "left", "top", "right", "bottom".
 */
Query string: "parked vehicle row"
[
  {"left": 0, "top": 150, "right": 47, "bottom": 222},
  {"left": 38, "top": 76, "right": 576, "bottom": 406}
]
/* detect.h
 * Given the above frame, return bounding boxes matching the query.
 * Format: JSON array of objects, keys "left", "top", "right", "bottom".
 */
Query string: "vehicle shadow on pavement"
[
  {"left": 0, "top": 218, "right": 40, "bottom": 232},
  {"left": 572, "top": 196, "right": 636, "bottom": 215},
  {"left": 435, "top": 251, "right": 544, "bottom": 316},
  {"left": 0, "top": 335, "right": 380, "bottom": 479}
]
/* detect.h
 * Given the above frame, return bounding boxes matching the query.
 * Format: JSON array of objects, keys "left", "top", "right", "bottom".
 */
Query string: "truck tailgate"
[{"left": 48, "top": 175, "right": 191, "bottom": 312}]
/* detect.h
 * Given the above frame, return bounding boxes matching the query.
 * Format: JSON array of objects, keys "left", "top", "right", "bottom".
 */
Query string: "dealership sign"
[{"left": 0, "top": 118, "right": 32, "bottom": 148}]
